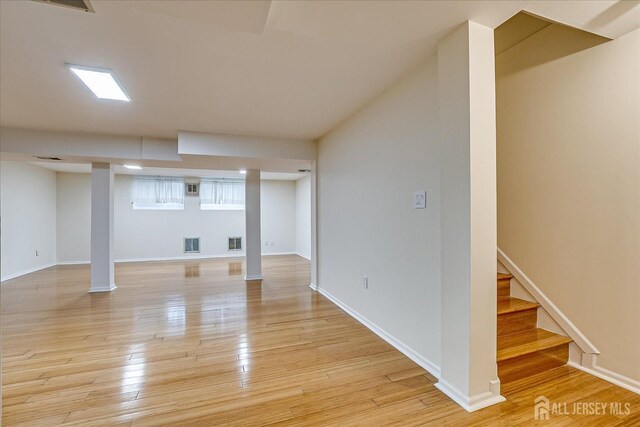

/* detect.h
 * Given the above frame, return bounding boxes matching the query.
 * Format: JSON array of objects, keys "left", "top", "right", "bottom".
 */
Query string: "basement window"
[
  {"left": 200, "top": 180, "right": 245, "bottom": 210},
  {"left": 228, "top": 237, "right": 242, "bottom": 252},
  {"left": 184, "top": 238, "right": 200, "bottom": 253},
  {"left": 132, "top": 177, "right": 184, "bottom": 210}
]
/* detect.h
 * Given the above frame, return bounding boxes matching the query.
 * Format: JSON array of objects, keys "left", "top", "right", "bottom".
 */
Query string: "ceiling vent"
[
  {"left": 34, "top": 156, "right": 63, "bottom": 161},
  {"left": 33, "top": 0, "right": 95, "bottom": 13}
]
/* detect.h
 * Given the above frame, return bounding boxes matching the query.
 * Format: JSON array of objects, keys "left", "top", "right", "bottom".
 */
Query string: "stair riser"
[
  {"left": 497, "top": 278, "right": 510, "bottom": 297},
  {"left": 497, "top": 308, "right": 537, "bottom": 336},
  {"left": 497, "top": 344, "right": 569, "bottom": 384}
]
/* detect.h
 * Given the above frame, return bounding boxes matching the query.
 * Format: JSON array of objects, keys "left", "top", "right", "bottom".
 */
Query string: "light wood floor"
[{"left": 2, "top": 255, "right": 638, "bottom": 426}]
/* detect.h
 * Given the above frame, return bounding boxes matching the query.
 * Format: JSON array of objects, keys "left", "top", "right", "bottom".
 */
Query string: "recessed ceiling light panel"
[
  {"left": 67, "top": 64, "right": 130, "bottom": 101},
  {"left": 124, "top": 165, "right": 142, "bottom": 170}
]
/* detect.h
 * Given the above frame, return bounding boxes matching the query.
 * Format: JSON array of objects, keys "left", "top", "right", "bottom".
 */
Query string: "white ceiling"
[
  {"left": 1, "top": 1, "right": 638, "bottom": 140},
  {"left": 31, "top": 161, "right": 306, "bottom": 181}
]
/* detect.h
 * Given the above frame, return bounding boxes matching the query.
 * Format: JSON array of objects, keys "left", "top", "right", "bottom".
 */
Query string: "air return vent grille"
[
  {"left": 185, "top": 183, "right": 199, "bottom": 197},
  {"left": 184, "top": 238, "right": 200, "bottom": 254},
  {"left": 228, "top": 237, "right": 242, "bottom": 252},
  {"left": 33, "top": 0, "right": 95, "bottom": 13}
]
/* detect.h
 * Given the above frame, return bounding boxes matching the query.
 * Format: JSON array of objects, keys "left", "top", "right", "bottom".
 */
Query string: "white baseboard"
[
  {"left": 568, "top": 360, "right": 640, "bottom": 395},
  {"left": 57, "top": 252, "right": 299, "bottom": 266},
  {"left": 1, "top": 262, "right": 56, "bottom": 282},
  {"left": 435, "top": 379, "right": 506, "bottom": 412},
  {"left": 316, "top": 286, "right": 441, "bottom": 379},
  {"left": 89, "top": 284, "right": 117, "bottom": 293},
  {"left": 316, "top": 283, "right": 514, "bottom": 412},
  {"left": 309, "top": 283, "right": 317, "bottom": 291},
  {"left": 58, "top": 255, "right": 240, "bottom": 265},
  {"left": 497, "top": 248, "right": 599, "bottom": 355},
  {"left": 296, "top": 252, "right": 311, "bottom": 260},
  {"left": 263, "top": 252, "right": 298, "bottom": 257},
  {"left": 244, "top": 275, "right": 263, "bottom": 281}
]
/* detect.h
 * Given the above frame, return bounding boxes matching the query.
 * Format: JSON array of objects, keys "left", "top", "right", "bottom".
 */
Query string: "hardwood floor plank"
[{"left": 2, "top": 256, "right": 637, "bottom": 426}]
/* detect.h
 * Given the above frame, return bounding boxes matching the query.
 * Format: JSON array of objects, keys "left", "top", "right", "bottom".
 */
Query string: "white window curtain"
[
  {"left": 132, "top": 177, "right": 184, "bottom": 209},
  {"left": 200, "top": 180, "right": 245, "bottom": 210}
]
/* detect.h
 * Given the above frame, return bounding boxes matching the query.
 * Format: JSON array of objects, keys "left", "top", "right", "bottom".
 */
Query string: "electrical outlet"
[{"left": 363, "top": 276, "right": 368, "bottom": 289}]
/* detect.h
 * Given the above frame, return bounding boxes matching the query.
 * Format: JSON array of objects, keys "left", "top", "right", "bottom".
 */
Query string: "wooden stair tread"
[
  {"left": 497, "top": 297, "right": 539, "bottom": 315},
  {"left": 497, "top": 273, "right": 513, "bottom": 280},
  {"left": 497, "top": 328, "right": 572, "bottom": 362}
]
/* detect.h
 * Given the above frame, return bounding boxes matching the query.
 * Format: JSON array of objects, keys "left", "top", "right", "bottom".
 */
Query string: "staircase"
[{"left": 496, "top": 273, "right": 572, "bottom": 383}]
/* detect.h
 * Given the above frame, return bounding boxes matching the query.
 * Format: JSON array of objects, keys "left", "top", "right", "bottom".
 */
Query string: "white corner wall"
[
  {"left": 317, "top": 56, "right": 441, "bottom": 370},
  {"left": 295, "top": 175, "right": 311, "bottom": 259},
  {"left": 497, "top": 27, "right": 640, "bottom": 383},
  {"left": 437, "top": 21, "right": 501, "bottom": 410},
  {"left": 56, "top": 173, "right": 297, "bottom": 263},
  {"left": 1, "top": 161, "right": 57, "bottom": 281}
]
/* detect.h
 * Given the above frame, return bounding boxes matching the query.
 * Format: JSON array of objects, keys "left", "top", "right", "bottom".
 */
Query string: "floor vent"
[{"left": 33, "top": 0, "right": 95, "bottom": 13}]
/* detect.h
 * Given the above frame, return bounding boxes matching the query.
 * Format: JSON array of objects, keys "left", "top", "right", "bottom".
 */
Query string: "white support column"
[
  {"left": 90, "top": 162, "right": 116, "bottom": 292},
  {"left": 244, "top": 169, "right": 262, "bottom": 281},
  {"left": 310, "top": 161, "right": 318, "bottom": 290},
  {"left": 436, "top": 21, "right": 503, "bottom": 411}
]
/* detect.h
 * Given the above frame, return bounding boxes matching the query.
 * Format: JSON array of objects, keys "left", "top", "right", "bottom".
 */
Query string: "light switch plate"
[{"left": 413, "top": 191, "right": 426, "bottom": 209}]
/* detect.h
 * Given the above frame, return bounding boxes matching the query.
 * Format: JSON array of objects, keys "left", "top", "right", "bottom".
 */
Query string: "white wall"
[
  {"left": 260, "top": 180, "right": 297, "bottom": 255},
  {"left": 295, "top": 175, "right": 311, "bottom": 259},
  {"left": 1, "top": 161, "right": 57, "bottom": 281},
  {"left": 497, "top": 27, "right": 640, "bottom": 382},
  {"left": 317, "top": 57, "right": 441, "bottom": 368},
  {"left": 56, "top": 173, "right": 297, "bottom": 263},
  {"left": 56, "top": 172, "right": 91, "bottom": 263}
]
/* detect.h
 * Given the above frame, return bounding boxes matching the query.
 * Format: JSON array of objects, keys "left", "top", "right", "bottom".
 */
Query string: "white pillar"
[
  {"left": 90, "top": 162, "right": 116, "bottom": 292},
  {"left": 310, "top": 161, "right": 318, "bottom": 290},
  {"left": 436, "top": 21, "right": 503, "bottom": 411},
  {"left": 245, "top": 169, "right": 262, "bottom": 281}
]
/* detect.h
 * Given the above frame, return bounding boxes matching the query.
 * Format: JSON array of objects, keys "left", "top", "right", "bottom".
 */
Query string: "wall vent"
[
  {"left": 184, "top": 237, "right": 200, "bottom": 253},
  {"left": 185, "top": 182, "right": 199, "bottom": 197},
  {"left": 33, "top": 0, "right": 95, "bottom": 13},
  {"left": 228, "top": 237, "right": 242, "bottom": 251},
  {"left": 34, "top": 156, "right": 63, "bottom": 161}
]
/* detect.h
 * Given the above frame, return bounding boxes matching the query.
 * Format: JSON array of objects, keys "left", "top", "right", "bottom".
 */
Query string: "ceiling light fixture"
[
  {"left": 124, "top": 165, "right": 142, "bottom": 170},
  {"left": 239, "top": 170, "right": 247, "bottom": 175},
  {"left": 67, "top": 64, "right": 130, "bottom": 101}
]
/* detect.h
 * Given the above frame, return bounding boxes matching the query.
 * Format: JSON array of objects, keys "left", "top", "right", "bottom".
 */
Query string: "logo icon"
[{"left": 535, "top": 396, "right": 550, "bottom": 420}]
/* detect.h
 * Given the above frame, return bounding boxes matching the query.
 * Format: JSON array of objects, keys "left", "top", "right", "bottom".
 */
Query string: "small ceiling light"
[
  {"left": 67, "top": 64, "right": 130, "bottom": 101},
  {"left": 124, "top": 165, "right": 142, "bottom": 170},
  {"left": 239, "top": 170, "right": 247, "bottom": 174}
]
